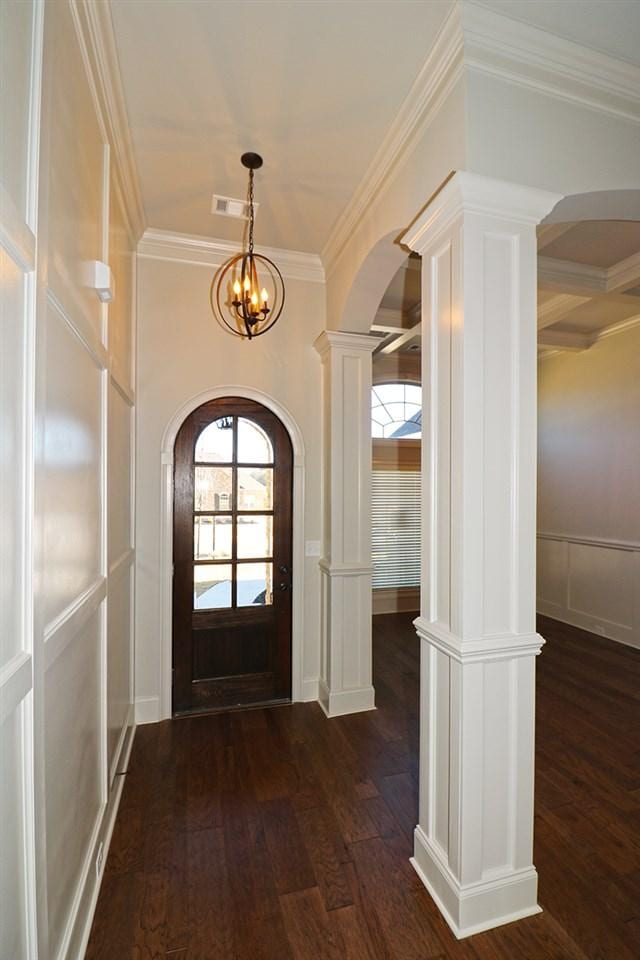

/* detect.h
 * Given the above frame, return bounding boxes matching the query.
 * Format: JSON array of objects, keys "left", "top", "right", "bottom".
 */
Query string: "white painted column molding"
[
  {"left": 403, "top": 172, "right": 562, "bottom": 938},
  {"left": 313, "top": 330, "right": 378, "bottom": 717}
]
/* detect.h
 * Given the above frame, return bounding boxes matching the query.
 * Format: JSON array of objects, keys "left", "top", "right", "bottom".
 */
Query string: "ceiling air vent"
[{"left": 211, "top": 194, "right": 258, "bottom": 220}]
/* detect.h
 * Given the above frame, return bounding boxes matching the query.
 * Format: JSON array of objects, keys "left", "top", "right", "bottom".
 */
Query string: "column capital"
[
  {"left": 403, "top": 171, "right": 563, "bottom": 254},
  {"left": 314, "top": 329, "right": 379, "bottom": 358}
]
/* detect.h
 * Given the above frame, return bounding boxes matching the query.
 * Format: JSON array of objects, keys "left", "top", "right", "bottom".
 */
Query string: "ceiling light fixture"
[{"left": 210, "top": 152, "right": 285, "bottom": 340}]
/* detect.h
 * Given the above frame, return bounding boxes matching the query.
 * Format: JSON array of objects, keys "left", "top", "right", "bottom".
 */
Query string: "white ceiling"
[{"left": 109, "top": 0, "right": 452, "bottom": 253}]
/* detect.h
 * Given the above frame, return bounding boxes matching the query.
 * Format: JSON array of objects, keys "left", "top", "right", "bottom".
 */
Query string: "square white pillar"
[
  {"left": 403, "top": 172, "right": 562, "bottom": 938},
  {"left": 314, "top": 331, "right": 379, "bottom": 717}
]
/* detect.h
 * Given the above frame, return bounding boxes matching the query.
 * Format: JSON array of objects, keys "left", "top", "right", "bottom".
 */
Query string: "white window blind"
[{"left": 371, "top": 470, "right": 421, "bottom": 589}]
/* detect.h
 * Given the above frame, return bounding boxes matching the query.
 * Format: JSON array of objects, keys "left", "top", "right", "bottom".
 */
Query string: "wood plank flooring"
[{"left": 86, "top": 614, "right": 640, "bottom": 959}]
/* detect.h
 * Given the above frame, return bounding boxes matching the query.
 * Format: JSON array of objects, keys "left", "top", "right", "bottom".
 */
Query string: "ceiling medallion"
[{"left": 210, "top": 152, "right": 285, "bottom": 340}]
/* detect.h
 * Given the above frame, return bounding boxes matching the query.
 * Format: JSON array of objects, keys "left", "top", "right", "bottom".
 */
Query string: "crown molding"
[
  {"left": 539, "top": 251, "right": 640, "bottom": 296},
  {"left": 607, "top": 249, "right": 640, "bottom": 293},
  {"left": 320, "top": 1, "right": 639, "bottom": 281},
  {"left": 461, "top": 1, "right": 640, "bottom": 125},
  {"left": 594, "top": 311, "right": 640, "bottom": 343},
  {"left": 137, "top": 228, "right": 325, "bottom": 283},
  {"left": 71, "top": 0, "right": 146, "bottom": 241},
  {"left": 537, "top": 256, "right": 607, "bottom": 294},
  {"left": 404, "top": 172, "right": 561, "bottom": 254},
  {"left": 313, "top": 330, "right": 380, "bottom": 358},
  {"left": 537, "top": 293, "right": 591, "bottom": 330},
  {"left": 320, "top": 4, "right": 465, "bottom": 278}
]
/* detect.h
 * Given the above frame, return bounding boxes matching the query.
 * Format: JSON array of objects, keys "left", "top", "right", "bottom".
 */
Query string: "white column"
[
  {"left": 314, "top": 331, "right": 378, "bottom": 717},
  {"left": 403, "top": 172, "right": 562, "bottom": 938}
]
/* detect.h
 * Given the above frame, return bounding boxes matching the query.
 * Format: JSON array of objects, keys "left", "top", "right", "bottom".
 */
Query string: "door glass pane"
[
  {"left": 237, "top": 418, "right": 273, "bottom": 464},
  {"left": 195, "top": 418, "right": 234, "bottom": 462},
  {"left": 237, "top": 515, "right": 272, "bottom": 559},
  {"left": 237, "top": 467, "right": 273, "bottom": 511},
  {"left": 194, "top": 516, "right": 232, "bottom": 560},
  {"left": 194, "top": 563, "right": 232, "bottom": 609},
  {"left": 195, "top": 466, "right": 232, "bottom": 511},
  {"left": 237, "top": 562, "right": 273, "bottom": 606}
]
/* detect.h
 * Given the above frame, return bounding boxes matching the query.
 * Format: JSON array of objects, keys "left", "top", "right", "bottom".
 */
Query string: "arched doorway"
[{"left": 172, "top": 396, "right": 293, "bottom": 715}]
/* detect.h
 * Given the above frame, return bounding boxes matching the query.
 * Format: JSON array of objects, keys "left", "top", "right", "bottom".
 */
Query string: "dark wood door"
[{"left": 172, "top": 397, "right": 293, "bottom": 715}]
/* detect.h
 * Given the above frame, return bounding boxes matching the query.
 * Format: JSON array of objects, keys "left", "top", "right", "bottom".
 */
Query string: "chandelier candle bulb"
[{"left": 261, "top": 288, "right": 268, "bottom": 304}]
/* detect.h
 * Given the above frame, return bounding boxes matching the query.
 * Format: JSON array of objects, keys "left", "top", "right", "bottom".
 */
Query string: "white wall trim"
[
  {"left": 43, "top": 577, "right": 107, "bottom": 672},
  {"left": 55, "top": 720, "right": 136, "bottom": 960},
  {"left": 135, "top": 696, "right": 162, "bottom": 725},
  {"left": 537, "top": 533, "right": 640, "bottom": 651},
  {"left": 317, "top": 679, "right": 376, "bottom": 719},
  {"left": 137, "top": 227, "right": 325, "bottom": 283},
  {"left": 0, "top": 181, "right": 36, "bottom": 272},
  {"left": 70, "top": 0, "right": 145, "bottom": 241},
  {"left": 154, "top": 385, "right": 306, "bottom": 722},
  {"left": 321, "top": 0, "right": 639, "bottom": 280},
  {"left": 461, "top": 1, "right": 640, "bottom": 125},
  {"left": 321, "top": 4, "right": 464, "bottom": 276},
  {"left": 412, "top": 826, "right": 541, "bottom": 940},
  {"left": 538, "top": 531, "right": 640, "bottom": 553},
  {"left": 0, "top": 653, "right": 33, "bottom": 724}
]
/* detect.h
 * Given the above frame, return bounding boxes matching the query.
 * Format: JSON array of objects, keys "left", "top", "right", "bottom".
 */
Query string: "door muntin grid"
[{"left": 192, "top": 416, "right": 275, "bottom": 610}]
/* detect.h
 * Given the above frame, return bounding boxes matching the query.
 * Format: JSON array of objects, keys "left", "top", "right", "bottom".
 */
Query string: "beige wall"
[
  {"left": 537, "top": 325, "right": 640, "bottom": 648},
  {"left": 135, "top": 255, "right": 325, "bottom": 716},
  {"left": 0, "top": 0, "right": 137, "bottom": 957}
]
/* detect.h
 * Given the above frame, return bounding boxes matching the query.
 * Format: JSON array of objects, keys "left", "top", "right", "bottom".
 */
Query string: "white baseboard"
[
  {"left": 318, "top": 678, "right": 376, "bottom": 718},
  {"left": 537, "top": 601, "right": 640, "bottom": 651},
  {"left": 135, "top": 695, "right": 162, "bottom": 724},
  {"left": 300, "top": 678, "right": 319, "bottom": 701},
  {"left": 58, "top": 718, "right": 136, "bottom": 960},
  {"left": 411, "top": 826, "right": 541, "bottom": 939}
]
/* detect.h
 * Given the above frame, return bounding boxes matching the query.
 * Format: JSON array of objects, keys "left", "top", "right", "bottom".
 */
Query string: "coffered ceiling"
[{"left": 372, "top": 220, "right": 640, "bottom": 358}]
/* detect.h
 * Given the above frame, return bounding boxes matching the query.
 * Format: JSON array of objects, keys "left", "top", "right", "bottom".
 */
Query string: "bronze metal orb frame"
[{"left": 210, "top": 250, "right": 285, "bottom": 340}]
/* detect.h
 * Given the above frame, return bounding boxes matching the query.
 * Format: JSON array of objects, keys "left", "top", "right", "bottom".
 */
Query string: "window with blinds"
[{"left": 371, "top": 470, "right": 421, "bottom": 589}]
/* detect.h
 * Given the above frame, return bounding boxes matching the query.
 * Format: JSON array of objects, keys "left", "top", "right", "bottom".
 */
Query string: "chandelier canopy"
[{"left": 210, "top": 153, "right": 285, "bottom": 340}]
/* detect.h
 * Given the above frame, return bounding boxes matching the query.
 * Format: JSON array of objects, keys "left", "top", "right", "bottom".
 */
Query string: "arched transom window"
[{"left": 371, "top": 383, "right": 421, "bottom": 439}]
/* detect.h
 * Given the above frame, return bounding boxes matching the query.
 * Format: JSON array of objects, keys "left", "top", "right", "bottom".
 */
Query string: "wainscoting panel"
[
  {"left": 537, "top": 533, "right": 640, "bottom": 649},
  {"left": 44, "top": 606, "right": 102, "bottom": 960}
]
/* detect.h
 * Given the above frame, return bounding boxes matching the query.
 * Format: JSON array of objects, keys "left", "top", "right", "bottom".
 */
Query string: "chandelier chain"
[{"left": 248, "top": 168, "right": 255, "bottom": 254}]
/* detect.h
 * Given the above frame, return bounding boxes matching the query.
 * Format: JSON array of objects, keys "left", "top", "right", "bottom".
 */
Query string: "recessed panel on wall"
[
  {"left": 0, "top": 706, "right": 28, "bottom": 960},
  {"left": 0, "top": 0, "right": 34, "bottom": 216},
  {"left": 107, "top": 564, "right": 131, "bottom": 775},
  {"left": 0, "top": 248, "right": 26, "bottom": 668},
  {"left": 47, "top": 0, "right": 103, "bottom": 345},
  {"left": 108, "top": 381, "right": 132, "bottom": 567},
  {"left": 42, "top": 300, "right": 102, "bottom": 627},
  {"left": 536, "top": 537, "right": 569, "bottom": 608},
  {"left": 45, "top": 606, "right": 102, "bottom": 959},
  {"left": 569, "top": 542, "right": 634, "bottom": 629},
  {"left": 108, "top": 181, "right": 134, "bottom": 392}
]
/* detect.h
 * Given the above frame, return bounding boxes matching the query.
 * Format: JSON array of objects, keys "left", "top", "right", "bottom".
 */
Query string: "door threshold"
[{"left": 172, "top": 696, "right": 292, "bottom": 719}]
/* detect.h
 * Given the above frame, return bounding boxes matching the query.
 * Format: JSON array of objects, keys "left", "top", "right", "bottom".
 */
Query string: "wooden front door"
[{"left": 172, "top": 397, "right": 293, "bottom": 715}]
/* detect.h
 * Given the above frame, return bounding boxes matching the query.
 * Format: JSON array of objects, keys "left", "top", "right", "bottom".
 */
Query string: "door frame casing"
[{"left": 159, "top": 385, "right": 306, "bottom": 720}]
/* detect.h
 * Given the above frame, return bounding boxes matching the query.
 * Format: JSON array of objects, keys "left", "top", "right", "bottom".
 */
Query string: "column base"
[
  {"left": 318, "top": 679, "right": 376, "bottom": 718},
  {"left": 411, "top": 826, "right": 541, "bottom": 939}
]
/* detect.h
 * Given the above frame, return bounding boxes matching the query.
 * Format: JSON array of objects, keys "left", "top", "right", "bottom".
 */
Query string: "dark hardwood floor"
[{"left": 86, "top": 614, "right": 640, "bottom": 959}]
